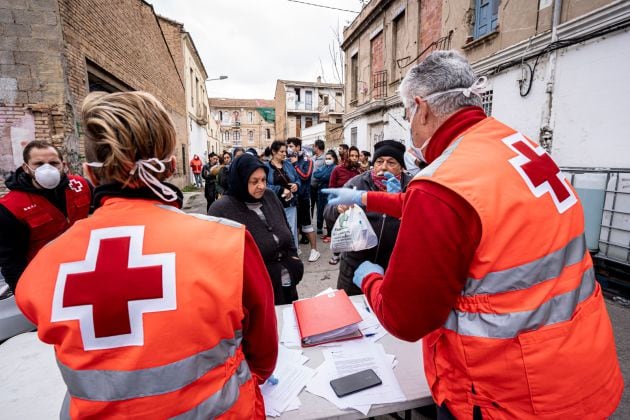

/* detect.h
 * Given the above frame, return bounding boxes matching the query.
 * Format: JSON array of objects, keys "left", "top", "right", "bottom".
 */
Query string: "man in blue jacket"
[{"left": 288, "top": 137, "right": 320, "bottom": 262}]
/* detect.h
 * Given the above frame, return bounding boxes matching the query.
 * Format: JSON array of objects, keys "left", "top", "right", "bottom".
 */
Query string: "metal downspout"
[{"left": 540, "top": 0, "right": 562, "bottom": 153}]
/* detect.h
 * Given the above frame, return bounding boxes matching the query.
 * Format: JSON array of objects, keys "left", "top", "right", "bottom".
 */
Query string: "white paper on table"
[
  {"left": 305, "top": 341, "right": 405, "bottom": 414},
  {"left": 261, "top": 357, "right": 315, "bottom": 415},
  {"left": 278, "top": 345, "right": 309, "bottom": 365},
  {"left": 280, "top": 307, "right": 301, "bottom": 347}
]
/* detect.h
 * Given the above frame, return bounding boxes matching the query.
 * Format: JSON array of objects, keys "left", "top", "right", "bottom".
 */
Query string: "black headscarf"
[{"left": 226, "top": 153, "right": 269, "bottom": 202}]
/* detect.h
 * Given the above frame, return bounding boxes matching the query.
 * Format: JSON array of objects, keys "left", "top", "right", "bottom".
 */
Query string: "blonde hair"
[{"left": 81, "top": 91, "right": 177, "bottom": 188}]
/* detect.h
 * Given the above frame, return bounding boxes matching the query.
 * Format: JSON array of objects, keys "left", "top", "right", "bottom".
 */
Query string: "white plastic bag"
[{"left": 330, "top": 206, "right": 378, "bottom": 253}]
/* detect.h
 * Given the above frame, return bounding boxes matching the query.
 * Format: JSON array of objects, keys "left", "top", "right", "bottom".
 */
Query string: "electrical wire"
[
  {"left": 287, "top": 0, "right": 359, "bottom": 14},
  {"left": 485, "top": 18, "right": 630, "bottom": 78}
]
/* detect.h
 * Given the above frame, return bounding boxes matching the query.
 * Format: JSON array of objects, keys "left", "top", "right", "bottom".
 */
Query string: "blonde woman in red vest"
[
  {"left": 324, "top": 50, "right": 623, "bottom": 419},
  {"left": 16, "top": 91, "right": 277, "bottom": 418}
]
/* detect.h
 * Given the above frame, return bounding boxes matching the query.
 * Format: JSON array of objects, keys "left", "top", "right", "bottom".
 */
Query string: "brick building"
[
  {"left": 208, "top": 98, "right": 276, "bottom": 153},
  {"left": 1, "top": 0, "right": 189, "bottom": 191},
  {"left": 158, "top": 15, "right": 220, "bottom": 184},
  {"left": 341, "top": 0, "right": 447, "bottom": 153}
]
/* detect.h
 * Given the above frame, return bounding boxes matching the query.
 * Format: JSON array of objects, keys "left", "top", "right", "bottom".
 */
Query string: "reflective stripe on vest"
[
  {"left": 60, "top": 360, "right": 251, "bottom": 419},
  {"left": 172, "top": 360, "right": 251, "bottom": 420},
  {"left": 58, "top": 331, "right": 243, "bottom": 401},
  {"left": 444, "top": 268, "right": 595, "bottom": 338},
  {"left": 463, "top": 234, "right": 587, "bottom": 296}
]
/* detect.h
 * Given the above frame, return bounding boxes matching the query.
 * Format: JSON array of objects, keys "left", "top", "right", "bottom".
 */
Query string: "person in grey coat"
[{"left": 325, "top": 140, "right": 411, "bottom": 295}]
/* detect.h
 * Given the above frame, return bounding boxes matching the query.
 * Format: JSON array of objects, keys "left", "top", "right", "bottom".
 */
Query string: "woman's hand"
[
  {"left": 289, "top": 183, "right": 298, "bottom": 193},
  {"left": 337, "top": 204, "right": 350, "bottom": 213}
]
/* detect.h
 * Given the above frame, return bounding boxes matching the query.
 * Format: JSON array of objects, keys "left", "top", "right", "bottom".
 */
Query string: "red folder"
[{"left": 293, "top": 290, "right": 363, "bottom": 347}]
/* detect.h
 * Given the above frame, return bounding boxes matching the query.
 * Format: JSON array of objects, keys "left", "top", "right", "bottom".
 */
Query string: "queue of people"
[{"left": 0, "top": 49, "right": 624, "bottom": 419}]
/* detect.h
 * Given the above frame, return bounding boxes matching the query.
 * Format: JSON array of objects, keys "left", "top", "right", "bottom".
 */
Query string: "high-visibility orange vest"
[
  {"left": 415, "top": 118, "right": 623, "bottom": 419},
  {"left": 16, "top": 198, "right": 264, "bottom": 419},
  {"left": 0, "top": 175, "right": 90, "bottom": 260}
]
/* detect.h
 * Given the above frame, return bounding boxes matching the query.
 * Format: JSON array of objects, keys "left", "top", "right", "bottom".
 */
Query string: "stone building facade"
[
  {"left": 208, "top": 98, "right": 276, "bottom": 153},
  {"left": 1, "top": 0, "right": 189, "bottom": 192},
  {"left": 158, "top": 15, "right": 220, "bottom": 185},
  {"left": 341, "top": 0, "right": 446, "bottom": 153},
  {"left": 274, "top": 78, "right": 344, "bottom": 144}
]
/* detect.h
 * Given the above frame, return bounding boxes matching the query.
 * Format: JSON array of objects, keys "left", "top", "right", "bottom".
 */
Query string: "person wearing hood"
[
  {"left": 189, "top": 154, "right": 203, "bottom": 188},
  {"left": 209, "top": 153, "right": 304, "bottom": 305},
  {"left": 0, "top": 140, "right": 91, "bottom": 292}
]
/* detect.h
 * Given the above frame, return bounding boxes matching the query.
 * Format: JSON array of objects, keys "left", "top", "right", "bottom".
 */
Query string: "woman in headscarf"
[{"left": 209, "top": 153, "right": 304, "bottom": 305}]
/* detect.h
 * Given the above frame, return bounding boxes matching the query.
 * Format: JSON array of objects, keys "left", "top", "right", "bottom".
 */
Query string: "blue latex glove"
[
  {"left": 321, "top": 188, "right": 365, "bottom": 207},
  {"left": 384, "top": 172, "right": 401, "bottom": 193},
  {"left": 353, "top": 261, "right": 384, "bottom": 289}
]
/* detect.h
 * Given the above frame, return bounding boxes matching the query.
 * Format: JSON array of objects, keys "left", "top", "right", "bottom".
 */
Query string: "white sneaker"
[{"left": 308, "top": 249, "right": 321, "bottom": 262}]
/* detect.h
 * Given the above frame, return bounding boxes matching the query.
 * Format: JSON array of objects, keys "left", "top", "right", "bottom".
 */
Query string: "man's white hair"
[{"left": 399, "top": 50, "right": 482, "bottom": 118}]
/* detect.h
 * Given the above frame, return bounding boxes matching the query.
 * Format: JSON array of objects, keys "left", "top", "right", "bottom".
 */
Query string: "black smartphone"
[{"left": 329, "top": 368, "right": 382, "bottom": 398}]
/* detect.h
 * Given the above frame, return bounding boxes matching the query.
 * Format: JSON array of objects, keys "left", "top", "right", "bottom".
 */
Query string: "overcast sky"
[{"left": 147, "top": 0, "right": 362, "bottom": 99}]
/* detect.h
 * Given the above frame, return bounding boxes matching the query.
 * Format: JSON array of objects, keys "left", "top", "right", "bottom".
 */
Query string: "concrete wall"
[
  {"left": 551, "top": 30, "right": 630, "bottom": 168},
  {"left": 445, "top": 0, "right": 614, "bottom": 64}
]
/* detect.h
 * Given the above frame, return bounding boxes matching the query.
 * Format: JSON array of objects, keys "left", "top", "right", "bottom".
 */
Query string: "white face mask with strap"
[
  {"left": 86, "top": 158, "right": 178, "bottom": 202},
  {"left": 407, "top": 77, "right": 488, "bottom": 163}
]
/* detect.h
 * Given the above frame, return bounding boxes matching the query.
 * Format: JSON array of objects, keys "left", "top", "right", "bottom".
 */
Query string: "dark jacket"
[
  {"left": 201, "top": 163, "right": 217, "bottom": 200},
  {"left": 328, "top": 170, "right": 412, "bottom": 295},
  {"left": 0, "top": 168, "right": 71, "bottom": 291},
  {"left": 265, "top": 160, "right": 301, "bottom": 208},
  {"left": 313, "top": 163, "right": 335, "bottom": 189},
  {"left": 208, "top": 189, "right": 304, "bottom": 305},
  {"left": 292, "top": 154, "right": 313, "bottom": 199}
]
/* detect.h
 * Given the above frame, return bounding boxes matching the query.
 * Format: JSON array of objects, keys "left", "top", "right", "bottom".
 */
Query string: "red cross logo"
[
  {"left": 503, "top": 133, "right": 577, "bottom": 213},
  {"left": 68, "top": 179, "right": 83, "bottom": 193},
  {"left": 51, "top": 226, "right": 176, "bottom": 350}
]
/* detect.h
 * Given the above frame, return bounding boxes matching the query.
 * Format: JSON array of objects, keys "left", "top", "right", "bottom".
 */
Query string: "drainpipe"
[{"left": 539, "top": 0, "right": 562, "bottom": 153}]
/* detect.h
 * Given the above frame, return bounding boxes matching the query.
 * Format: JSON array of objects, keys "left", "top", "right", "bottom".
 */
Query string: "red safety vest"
[
  {"left": 16, "top": 198, "right": 263, "bottom": 419},
  {"left": 0, "top": 175, "right": 90, "bottom": 260},
  {"left": 414, "top": 117, "right": 623, "bottom": 419}
]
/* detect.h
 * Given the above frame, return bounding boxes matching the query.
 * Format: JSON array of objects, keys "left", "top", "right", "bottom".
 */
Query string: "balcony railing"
[{"left": 372, "top": 70, "right": 387, "bottom": 100}]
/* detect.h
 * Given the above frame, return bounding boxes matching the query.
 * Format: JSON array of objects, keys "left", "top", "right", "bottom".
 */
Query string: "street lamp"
[{"left": 206, "top": 75, "right": 228, "bottom": 81}]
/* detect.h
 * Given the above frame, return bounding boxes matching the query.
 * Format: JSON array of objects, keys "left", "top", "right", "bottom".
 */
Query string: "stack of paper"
[
  {"left": 354, "top": 299, "right": 388, "bottom": 342},
  {"left": 305, "top": 340, "right": 405, "bottom": 415},
  {"left": 261, "top": 346, "right": 315, "bottom": 417},
  {"left": 293, "top": 289, "right": 363, "bottom": 346}
]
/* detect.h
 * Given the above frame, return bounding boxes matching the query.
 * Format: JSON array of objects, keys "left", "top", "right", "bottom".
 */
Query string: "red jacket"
[
  {"left": 190, "top": 157, "right": 203, "bottom": 174},
  {"left": 362, "top": 107, "right": 485, "bottom": 340},
  {"left": 0, "top": 174, "right": 90, "bottom": 261},
  {"left": 329, "top": 165, "right": 360, "bottom": 188}
]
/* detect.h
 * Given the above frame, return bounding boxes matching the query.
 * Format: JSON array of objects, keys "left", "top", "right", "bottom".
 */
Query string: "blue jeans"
[{"left": 284, "top": 205, "right": 298, "bottom": 249}]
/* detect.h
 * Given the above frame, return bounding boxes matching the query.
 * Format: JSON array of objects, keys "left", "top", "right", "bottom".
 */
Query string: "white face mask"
[
  {"left": 325, "top": 159, "right": 334, "bottom": 166},
  {"left": 407, "top": 104, "right": 429, "bottom": 164},
  {"left": 29, "top": 163, "right": 61, "bottom": 189}
]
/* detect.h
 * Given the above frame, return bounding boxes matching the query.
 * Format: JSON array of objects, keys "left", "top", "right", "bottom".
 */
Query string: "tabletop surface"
[
  {"left": 0, "top": 296, "right": 432, "bottom": 419},
  {"left": 271, "top": 295, "right": 433, "bottom": 419}
]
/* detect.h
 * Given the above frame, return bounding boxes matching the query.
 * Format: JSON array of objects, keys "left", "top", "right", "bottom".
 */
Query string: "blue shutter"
[{"left": 474, "top": 0, "right": 498, "bottom": 39}]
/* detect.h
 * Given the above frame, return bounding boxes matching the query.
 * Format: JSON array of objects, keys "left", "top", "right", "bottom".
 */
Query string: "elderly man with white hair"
[{"left": 323, "top": 50, "right": 623, "bottom": 419}]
